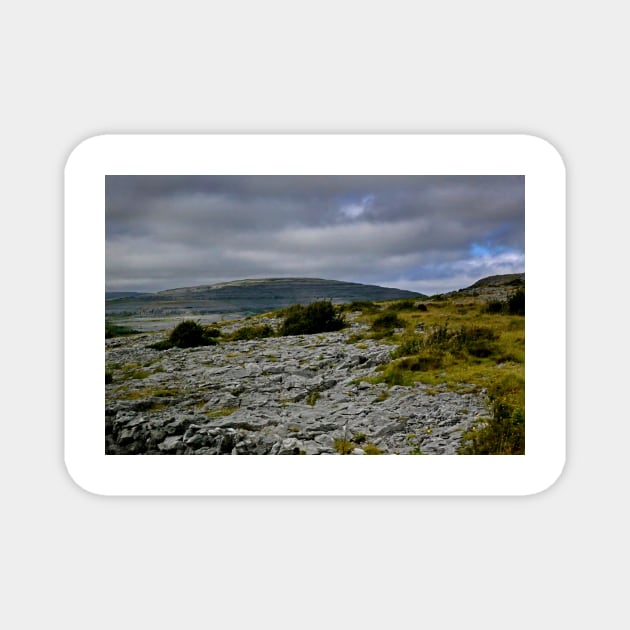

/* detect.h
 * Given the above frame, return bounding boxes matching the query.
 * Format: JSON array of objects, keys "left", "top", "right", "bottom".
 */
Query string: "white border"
[{"left": 64, "top": 134, "right": 565, "bottom": 496}]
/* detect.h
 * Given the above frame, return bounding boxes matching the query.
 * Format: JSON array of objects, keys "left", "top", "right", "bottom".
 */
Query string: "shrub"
[
  {"left": 149, "top": 320, "right": 218, "bottom": 350},
  {"left": 371, "top": 312, "right": 404, "bottom": 332},
  {"left": 452, "top": 326, "right": 498, "bottom": 358},
  {"left": 169, "top": 320, "right": 218, "bottom": 348},
  {"left": 392, "top": 335, "right": 425, "bottom": 358},
  {"left": 105, "top": 321, "right": 140, "bottom": 338},
  {"left": 398, "top": 350, "right": 444, "bottom": 371},
  {"left": 280, "top": 301, "right": 345, "bottom": 336},
  {"left": 417, "top": 303, "right": 428, "bottom": 312},
  {"left": 339, "top": 300, "right": 379, "bottom": 313},
  {"left": 506, "top": 288, "right": 525, "bottom": 316},
  {"left": 486, "top": 300, "right": 504, "bottom": 314},
  {"left": 393, "top": 324, "right": 498, "bottom": 363},
  {"left": 485, "top": 287, "right": 525, "bottom": 316},
  {"left": 424, "top": 322, "right": 451, "bottom": 348},
  {"left": 386, "top": 299, "right": 417, "bottom": 311}
]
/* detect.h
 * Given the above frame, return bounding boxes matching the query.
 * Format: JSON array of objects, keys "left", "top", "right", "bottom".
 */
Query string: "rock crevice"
[{"left": 105, "top": 315, "right": 488, "bottom": 455}]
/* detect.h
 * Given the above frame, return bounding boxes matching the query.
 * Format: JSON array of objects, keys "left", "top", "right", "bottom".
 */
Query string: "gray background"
[{"left": 3, "top": 1, "right": 625, "bottom": 628}]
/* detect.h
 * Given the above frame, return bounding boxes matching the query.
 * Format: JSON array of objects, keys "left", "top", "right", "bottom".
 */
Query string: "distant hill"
[
  {"left": 106, "top": 291, "right": 149, "bottom": 300},
  {"left": 105, "top": 277, "right": 427, "bottom": 317},
  {"left": 434, "top": 272, "right": 524, "bottom": 302},
  {"left": 467, "top": 273, "right": 525, "bottom": 289}
]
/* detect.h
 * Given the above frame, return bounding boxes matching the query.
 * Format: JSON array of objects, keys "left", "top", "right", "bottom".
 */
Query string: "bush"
[
  {"left": 506, "top": 288, "right": 525, "bottom": 316},
  {"left": 149, "top": 320, "right": 218, "bottom": 350},
  {"left": 392, "top": 335, "right": 424, "bottom": 358},
  {"left": 371, "top": 312, "right": 404, "bottom": 332},
  {"left": 393, "top": 324, "right": 498, "bottom": 363},
  {"left": 398, "top": 350, "right": 444, "bottom": 371},
  {"left": 417, "top": 303, "right": 428, "bottom": 312},
  {"left": 105, "top": 321, "right": 140, "bottom": 338},
  {"left": 485, "top": 300, "right": 504, "bottom": 314},
  {"left": 169, "top": 320, "right": 217, "bottom": 348},
  {"left": 280, "top": 301, "right": 345, "bottom": 336},
  {"left": 386, "top": 299, "right": 417, "bottom": 311},
  {"left": 338, "top": 300, "right": 379, "bottom": 313},
  {"left": 452, "top": 326, "right": 498, "bottom": 358},
  {"left": 485, "top": 287, "right": 525, "bottom": 316}
]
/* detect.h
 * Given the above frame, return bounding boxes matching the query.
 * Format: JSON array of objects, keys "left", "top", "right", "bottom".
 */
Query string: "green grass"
[
  {"left": 334, "top": 438, "right": 355, "bottom": 454},
  {"left": 363, "top": 444, "right": 384, "bottom": 455},
  {"left": 306, "top": 391, "right": 320, "bottom": 406},
  {"left": 364, "top": 289, "right": 525, "bottom": 454},
  {"left": 458, "top": 372, "right": 525, "bottom": 454},
  {"left": 105, "top": 321, "right": 140, "bottom": 338}
]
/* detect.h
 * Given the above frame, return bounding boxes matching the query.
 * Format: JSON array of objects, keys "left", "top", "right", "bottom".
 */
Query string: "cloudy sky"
[{"left": 106, "top": 175, "right": 524, "bottom": 296}]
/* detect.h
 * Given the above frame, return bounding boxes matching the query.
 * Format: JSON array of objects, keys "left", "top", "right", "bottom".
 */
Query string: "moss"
[
  {"left": 334, "top": 438, "right": 355, "bottom": 454},
  {"left": 306, "top": 391, "right": 320, "bottom": 406},
  {"left": 363, "top": 444, "right": 383, "bottom": 455}
]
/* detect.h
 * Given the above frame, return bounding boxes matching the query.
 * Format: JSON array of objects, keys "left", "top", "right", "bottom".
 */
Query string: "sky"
[{"left": 106, "top": 175, "right": 524, "bottom": 296}]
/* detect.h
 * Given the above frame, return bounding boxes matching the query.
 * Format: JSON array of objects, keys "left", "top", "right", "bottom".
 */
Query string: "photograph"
[{"left": 105, "top": 174, "right": 525, "bottom": 456}]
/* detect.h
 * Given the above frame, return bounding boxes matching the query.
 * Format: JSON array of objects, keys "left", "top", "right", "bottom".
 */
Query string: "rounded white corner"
[
  {"left": 523, "top": 454, "right": 567, "bottom": 497},
  {"left": 64, "top": 133, "right": 111, "bottom": 177},
  {"left": 519, "top": 133, "right": 566, "bottom": 175},
  {"left": 63, "top": 455, "right": 108, "bottom": 497}
]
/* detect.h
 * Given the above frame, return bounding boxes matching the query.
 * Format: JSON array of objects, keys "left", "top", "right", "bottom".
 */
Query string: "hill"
[
  {"left": 105, "top": 291, "right": 149, "bottom": 300},
  {"left": 467, "top": 273, "right": 525, "bottom": 289},
  {"left": 105, "top": 277, "right": 427, "bottom": 317}
]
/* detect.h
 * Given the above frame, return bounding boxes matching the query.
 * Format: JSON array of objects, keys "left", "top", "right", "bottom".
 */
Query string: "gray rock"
[
  {"left": 158, "top": 436, "right": 183, "bottom": 452},
  {"left": 314, "top": 434, "right": 336, "bottom": 449},
  {"left": 105, "top": 312, "right": 489, "bottom": 456},
  {"left": 277, "top": 438, "right": 303, "bottom": 455}
]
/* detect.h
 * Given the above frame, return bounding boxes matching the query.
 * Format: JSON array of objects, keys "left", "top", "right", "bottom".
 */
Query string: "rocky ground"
[{"left": 105, "top": 313, "right": 489, "bottom": 455}]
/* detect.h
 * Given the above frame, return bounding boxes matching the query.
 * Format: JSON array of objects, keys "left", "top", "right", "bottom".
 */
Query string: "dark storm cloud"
[{"left": 106, "top": 175, "right": 524, "bottom": 294}]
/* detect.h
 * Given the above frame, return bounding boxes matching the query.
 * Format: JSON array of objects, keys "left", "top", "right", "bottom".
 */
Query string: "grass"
[
  {"left": 105, "top": 320, "right": 140, "bottom": 338},
  {"left": 458, "top": 372, "right": 524, "bottom": 454},
  {"left": 334, "top": 438, "right": 355, "bottom": 454},
  {"left": 363, "top": 444, "right": 383, "bottom": 455},
  {"left": 112, "top": 386, "right": 182, "bottom": 411},
  {"left": 362, "top": 289, "right": 525, "bottom": 454},
  {"left": 306, "top": 391, "right": 320, "bottom": 406},
  {"left": 105, "top": 288, "right": 524, "bottom": 455},
  {"left": 116, "top": 363, "right": 152, "bottom": 380},
  {"left": 371, "top": 312, "right": 404, "bottom": 332}
]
